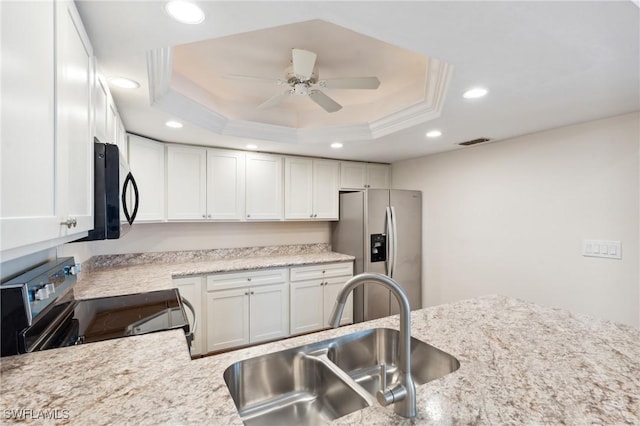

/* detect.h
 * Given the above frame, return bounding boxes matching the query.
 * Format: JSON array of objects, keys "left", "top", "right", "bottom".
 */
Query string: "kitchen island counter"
[{"left": 1, "top": 295, "right": 638, "bottom": 424}]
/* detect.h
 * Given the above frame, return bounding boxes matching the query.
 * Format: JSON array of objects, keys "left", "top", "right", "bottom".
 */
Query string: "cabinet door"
[
  {"left": 367, "top": 164, "right": 390, "bottom": 189},
  {"left": 249, "top": 283, "right": 289, "bottom": 344},
  {"left": 207, "top": 149, "right": 245, "bottom": 220},
  {"left": 312, "top": 160, "right": 339, "bottom": 219},
  {"left": 167, "top": 145, "right": 207, "bottom": 220},
  {"left": 0, "top": 0, "right": 61, "bottom": 252},
  {"left": 206, "top": 288, "right": 250, "bottom": 352},
  {"left": 106, "top": 101, "right": 117, "bottom": 144},
  {"left": 116, "top": 118, "right": 127, "bottom": 155},
  {"left": 339, "top": 162, "right": 367, "bottom": 190},
  {"left": 324, "top": 277, "right": 353, "bottom": 326},
  {"left": 93, "top": 75, "right": 108, "bottom": 142},
  {"left": 284, "top": 157, "right": 313, "bottom": 219},
  {"left": 55, "top": 0, "right": 94, "bottom": 236},
  {"left": 174, "top": 276, "right": 204, "bottom": 356},
  {"left": 245, "top": 153, "right": 283, "bottom": 220},
  {"left": 128, "top": 135, "right": 165, "bottom": 221},
  {"left": 290, "top": 280, "right": 324, "bottom": 335}
]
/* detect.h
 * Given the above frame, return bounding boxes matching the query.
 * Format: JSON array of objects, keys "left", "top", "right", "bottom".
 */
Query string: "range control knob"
[
  {"left": 44, "top": 283, "right": 56, "bottom": 294},
  {"left": 34, "top": 287, "right": 50, "bottom": 301},
  {"left": 63, "top": 263, "right": 82, "bottom": 276}
]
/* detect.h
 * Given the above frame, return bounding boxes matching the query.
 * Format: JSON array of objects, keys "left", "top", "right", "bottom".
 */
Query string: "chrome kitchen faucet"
[{"left": 328, "top": 273, "right": 417, "bottom": 419}]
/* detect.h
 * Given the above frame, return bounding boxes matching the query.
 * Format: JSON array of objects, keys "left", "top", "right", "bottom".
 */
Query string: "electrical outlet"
[{"left": 583, "top": 240, "right": 621, "bottom": 259}]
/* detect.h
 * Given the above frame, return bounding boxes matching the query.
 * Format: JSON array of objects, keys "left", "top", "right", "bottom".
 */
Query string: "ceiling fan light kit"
[{"left": 227, "top": 48, "right": 381, "bottom": 113}]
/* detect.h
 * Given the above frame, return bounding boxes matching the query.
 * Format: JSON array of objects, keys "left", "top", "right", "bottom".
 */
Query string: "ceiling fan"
[{"left": 226, "top": 48, "right": 380, "bottom": 113}]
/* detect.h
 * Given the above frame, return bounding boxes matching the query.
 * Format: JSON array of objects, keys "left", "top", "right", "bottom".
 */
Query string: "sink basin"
[
  {"left": 223, "top": 328, "right": 459, "bottom": 425},
  {"left": 223, "top": 346, "right": 371, "bottom": 426},
  {"left": 325, "top": 328, "right": 460, "bottom": 396}
]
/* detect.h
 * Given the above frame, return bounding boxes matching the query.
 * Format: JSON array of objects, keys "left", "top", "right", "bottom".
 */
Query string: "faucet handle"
[{"left": 376, "top": 383, "right": 407, "bottom": 406}]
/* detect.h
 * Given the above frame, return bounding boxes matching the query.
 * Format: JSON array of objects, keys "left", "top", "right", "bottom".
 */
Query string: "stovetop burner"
[{"left": 75, "top": 290, "right": 189, "bottom": 344}]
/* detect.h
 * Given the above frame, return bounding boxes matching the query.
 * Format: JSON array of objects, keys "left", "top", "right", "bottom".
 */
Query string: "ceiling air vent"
[{"left": 458, "top": 137, "right": 491, "bottom": 146}]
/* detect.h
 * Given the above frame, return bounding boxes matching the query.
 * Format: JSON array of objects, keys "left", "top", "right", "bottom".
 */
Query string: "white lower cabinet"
[
  {"left": 290, "top": 263, "right": 353, "bottom": 335},
  {"left": 173, "top": 276, "right": 204, "bottom": 356},
  {"left": 206, "top": 268, "right": 289, "bottom": 352},
  {"left": 206, "top": 287, "right": 250, "bottom": 352},
  {"left": 175, "top": 262, "right": 353, "bottom": 355}
]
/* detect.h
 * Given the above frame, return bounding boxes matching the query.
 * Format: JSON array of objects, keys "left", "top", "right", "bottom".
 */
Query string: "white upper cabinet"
[
  {"left": 366, "top": 163, "right": 391, "bottom": 189},
  {"left": 128, "top": 134, "right": 166, "bottom": 221},
  {"left": 55, "top": 0, "right": 94, "bottom": 237},
  {"left": 166, "top": 145, "right": 246, "bottom": 221},
  {"left": 207, "top": 149, "right": 245, "bottom": 220},
  {"left": 1, "top": 0, "right": 59, "bottom": 252},
  {"left": 285, "top": 158, "right": 339, "bottom": 220},
  {"left": 1, "top": 0, "right": 95, "bottom": 257},
  {"left": 93, "top": 75, "right": 109, "bottom": 142},
  {"left": 245, "top": 153, "right": 283, "bottom": 221},
  {"left": 312, "top": 160, "right": 339, "bottom": 219},
  {"left": 167, "top": 145, "right": 207, "bottom": 220},
  {"left": 284, "top": 157, "right": 313, "bottom": 219},
  {"left": 340, "top": 162, "right": 390, "bottom": 190}
]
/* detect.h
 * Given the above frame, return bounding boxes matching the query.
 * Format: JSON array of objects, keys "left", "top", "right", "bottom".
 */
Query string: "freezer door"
[
  {"left": 364, "top": 189, "right": 392, "bottom": 321},
  {"left": 389, "top": 190, "right": 422, "bottom": 315}
]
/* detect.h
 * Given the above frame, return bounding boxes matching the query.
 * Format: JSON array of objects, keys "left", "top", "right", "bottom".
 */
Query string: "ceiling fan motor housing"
[{"left": 285, "top": 64, "right": 318, "bottom": 85}]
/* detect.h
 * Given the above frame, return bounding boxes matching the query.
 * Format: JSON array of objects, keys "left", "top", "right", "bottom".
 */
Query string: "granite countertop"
[
  {"left": 73, "top": 244, "right": 354, "bottom": 299},
  {"left": 1, "top": 295, "right": 638, "bottom": 425}
]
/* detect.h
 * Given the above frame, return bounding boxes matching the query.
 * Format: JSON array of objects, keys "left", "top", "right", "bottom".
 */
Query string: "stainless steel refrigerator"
[{"left": 331, "top": 189, "right": 422, "bottom": 322}]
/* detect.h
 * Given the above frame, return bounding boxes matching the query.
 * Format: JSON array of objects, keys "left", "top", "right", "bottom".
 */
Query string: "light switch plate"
[{"left": 582, "top": 240, "right": 621, "bottom": 259}]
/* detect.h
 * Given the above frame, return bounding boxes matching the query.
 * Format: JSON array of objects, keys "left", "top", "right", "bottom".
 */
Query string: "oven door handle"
[{"left": 181, "top": 297, "right": 197, "bottom": 346}]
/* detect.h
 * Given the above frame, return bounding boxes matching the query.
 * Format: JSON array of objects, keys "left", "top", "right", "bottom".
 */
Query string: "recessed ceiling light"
[
  {"left": 331, "top": 142, "right": 343, "bottom": 149},
  {"left": 165, "top": 1, "right": 205, "bottom": 24},
  {"left": 165, "top": 120, "right": 183, "bottom": 128},
  {"left": 108, "top": 77, "right": 140, "bottom": 89},
  {"left": 246, "top": 144, "right": 258, "bottom": 150},
  {"left": 463, "top": 87, "right": 488, "bottom": 99},
  {"left": 425, "top": 130, "right": 442, "bottom": 138}
]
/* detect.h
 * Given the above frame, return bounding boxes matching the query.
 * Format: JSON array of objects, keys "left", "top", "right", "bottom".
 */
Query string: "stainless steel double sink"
[{"left": 223, "top": 328, "right": 460, "bottom": 425}]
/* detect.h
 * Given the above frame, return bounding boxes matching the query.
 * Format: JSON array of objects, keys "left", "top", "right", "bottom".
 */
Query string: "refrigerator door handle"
[
  {"left": 385, "top": 206, "right": 393, "bottom": 277},
  {"left": 390, "top": 206, "right": 398, "bottom": 278}
]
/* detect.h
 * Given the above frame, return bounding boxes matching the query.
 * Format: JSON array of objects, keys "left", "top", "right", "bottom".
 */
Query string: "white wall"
[
  {"left": 392, "top": 112, "right": 639, "bottom": 327},
  {"left": 59, "top": 221, "right": 331, "bottom": 264}
]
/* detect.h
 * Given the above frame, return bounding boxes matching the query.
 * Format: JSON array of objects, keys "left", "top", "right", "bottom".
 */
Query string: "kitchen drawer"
[
  {"left": 290, "top": 262, "right": 353, "bottom": 282},
  {"left": 207, "top": 268, "right": 288, "bottom": 291}
]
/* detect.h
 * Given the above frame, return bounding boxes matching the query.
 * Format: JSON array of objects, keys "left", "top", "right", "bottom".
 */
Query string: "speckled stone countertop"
[
  {"left": 73, "top": 244, "right": 354, "bottom": 299},
  {"left": 1, "top": 295, "right": 638, "bottom": 425}
]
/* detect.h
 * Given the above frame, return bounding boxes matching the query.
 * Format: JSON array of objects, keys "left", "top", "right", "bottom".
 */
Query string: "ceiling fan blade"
[
  {"left": 320, "top": 77, "right": 380, "bottom": 90},
  {"left": 257, "top": 90, "right": 291, "bottom": 109},
  {"left": 308, "top": 90, "right": 342, "bottom": 113},
  {"left": 291, "top": 48, "right": 317, "bottom": 80},
  {"left": 225, "top": 74, "right": 285, "bottom": 85}
]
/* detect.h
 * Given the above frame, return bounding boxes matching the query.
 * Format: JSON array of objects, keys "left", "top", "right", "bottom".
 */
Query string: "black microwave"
[{"left": 81, "top": 140, "right": 139, "bottom": 241}]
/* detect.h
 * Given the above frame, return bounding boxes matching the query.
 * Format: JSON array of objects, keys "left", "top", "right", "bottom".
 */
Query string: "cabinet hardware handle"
[
  {"left": 247, "top": 278, "right": 252, "bottom": 281},
  {"left": 60, "top": 218, "right": 77, "bottom": 229},
  {"left": 202, "top": 214, "right": 206, "bottom": 218},
  {"left": 247, "top": 214, "right": 251, "bottom": 218},
  {"left": 244, "top": 292, "right": 249, "bottom": 296},
  {"left": 313, "top": 214, "right": 317, "bottom": 218},
  {"left": 309, "top": 214, "right": 313, "bottom": 218},
  {"left": 207, "top": 214, "right": 211, "bottom": 218},
  {"left": 250, "top": 291, "right": 254, "bottom": 295}
]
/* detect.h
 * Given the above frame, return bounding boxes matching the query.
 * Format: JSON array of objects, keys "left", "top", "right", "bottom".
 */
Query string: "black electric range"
[{"left": 1, "top": 258, "right": 191, "bottom": 357}]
